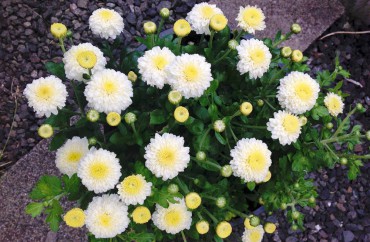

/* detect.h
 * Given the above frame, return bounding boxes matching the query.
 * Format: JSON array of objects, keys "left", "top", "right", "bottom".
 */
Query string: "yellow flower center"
[
  {"left": 121, "top": 175, "right": 144, "bottom": 195},
  {"left": 327, "top": 97, "right": 341, "bottom": 111},
  {"left": 132, "top": 206, "right": 151, "bottom": 224},
  {"left": 243, "top": 8, "right": 263, "bottom": 27},
  {"left": 102, "top": 79, "right": 118, "bottom": 94},
  {"left": 282, "top": 114, "right": 300, "bottom": 134},
  {"left": 249, "top": 48, "right": 266, "bottom": 65},
  {"left": 152, "top": 55, "right": 169, "bottom": 70},
  {"left": 99, "top": 9, "right": 113, "bottom": 21},
  {"left": 98, "top": 213, "right": 112, "bottom": 228},
  {"left": 164, "top": 210, "right": 182, "bottom": 226},
  {"left": 183, "top": 64, "right": 199, "bottom": 82},
  {"left": 294, "top": 82, "right": 313, "bottom": 101},
  {"left": 77, "top": 51, "right": 97, "bottom": 69},
  {"left": 246, "top": 150, "right": 266, "bottom": 172},
  {"left": 88, "top": 162, "right": 109, "bottom": 179},
  {"left": 36, "top": 85, "right": 54, "bottom": 101},
  {"left": 201, "top": 6, "right": 215, "bottom": 19},
  {"left": 67, "top": 151, "right": 83, "bottom": 163},
  {"left": 157, "top": 147, "right": 176, "bottom": 167},
  {"left": 63, "top": 208, "right": 85, "bottom": 228},
  {"left": 250, "top": 230, "right": 263, "bottom": 242}
]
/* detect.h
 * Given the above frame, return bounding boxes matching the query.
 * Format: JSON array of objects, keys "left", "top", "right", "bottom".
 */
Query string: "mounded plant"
[{"left": 24, "top": 3, "right": 369, "bottom": 241}]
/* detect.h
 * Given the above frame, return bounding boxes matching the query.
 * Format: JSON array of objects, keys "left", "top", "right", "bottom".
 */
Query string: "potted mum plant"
[{"left": 24, "top": 3, "right": 369, "bottom": 242}]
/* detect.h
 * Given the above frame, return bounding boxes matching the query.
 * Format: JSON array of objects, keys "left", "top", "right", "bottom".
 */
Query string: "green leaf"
[
  {"left": 292, "top": 154, "right": 311, "bottom": 172},
  {"left": 62, "top": 174, "right": 82, "bottom": 200},
  {"left": 247, "top": 182, "right": 256, "bottom": 191},
  {"left": 30, "top": 175, "right": 63, "bottom": 200},
  {"left": 49, "top": 132, "right": 67, "bottom": 151},
  {"left": 25, "top": 202, "right": 44, "bottom": 218},
  {"left": 45, "top": 200, "right": 63, "bottom": 232},
  {"left": 126, "top": 232, "right": 155, "bottom": 242},
  {"left": 150, "top": 109, "right": 166, "bottom": 125},
  {"left": 215, "top": 132, "right": 226, "bottom": 145},
  {"left": 45, "top": 62, "right": 66, "bottom": 80}
]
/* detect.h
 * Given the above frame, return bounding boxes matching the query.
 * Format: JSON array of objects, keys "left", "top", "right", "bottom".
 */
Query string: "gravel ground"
[{"left": 0, "top": 0, "right": 369, "bottom": 241}]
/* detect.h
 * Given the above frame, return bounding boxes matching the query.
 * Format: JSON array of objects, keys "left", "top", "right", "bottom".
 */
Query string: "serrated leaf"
[
  {"left": 45, "top": 200, "right": 63, "bottom": 232},
  {"left": 30, "top": 175, "right": 63, "bottom": 200},
  {"left": 150, "top": 109, "right": 166, "bottom": 125},
  {"left": 45, "top": 62, "right": 66, "bottom": 80},
  {"left": 25, "top": 202, "right": 44, "bottom": 218}
]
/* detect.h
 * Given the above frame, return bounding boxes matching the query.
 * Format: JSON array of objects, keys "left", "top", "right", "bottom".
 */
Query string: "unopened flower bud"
[
  {"left": 88, "top": 137, "right": 97, "bottom": 146},
  {"left": 38, "top": 124, "right": 54, "bottom": 139},
  {"left": 196, "top": 220, "right": 209, "bottom": 234},
  {"left": 299, "top": 116, "right": 307, "bottom": 126},
  {"left": 308, "top": 196, "right": 316, "bottom": 203},
  {"left": 196, "top": 151, "right": 206, "bottom": 161},
  {"left": 220, "top": 165, "right": 233, "bottom": 177},
  {"left": 291, "top": 50, "right": 303, "bottom": 62},
  {"left": 168, "top": 90, "right": 182, "bottom": 105},
  {"left": 143, "top": 21, "right": 157, "bottom": 34},
  {"left": 291, "top": 23, "right": 301, "bottom": 34},
  {"left": 257, "top": 99, "right": 264, "bottom": 107},
  {"left": 173, "top": 19, "right": 191, "bottom": 37},
  {"left": 264, "top": 222, "right": 277, "bottom": 234},
  {"left": 167, "top": 183, "right": 179, "bottom": 194},
  {"left": 340, "top": 157, "right": 348, "bottom": 165},
  {"left": 174, "top": 106, "right": 189, "bottom": 123},
  {"left": 366, "top": 131, "right": 370, "bottom": 140},
  {"left": 292, "top": 211, "right": 300, "bottom": 220},
  {"left": 356, "top": 103, "right": 365, "bottom": 112},
  {"left": 240, "top": 102, "right": 253, "bottom": 116},
  {"left": 106, "top": 112, "right": 121, "bottom": 126},
  {"left": 66, "top": 30, "right": 73, "bottom": 38},
  {"left": 210, "top": 14, "right": 228, "bottom": 32},
  {"left": 127, "top": 71, "right": 137, "bottom": 82},
  {"left": 213, "top": 120, "right": 226, "bottom": 132},
  {"left": 250, "top": 216, "right": 260, "bottom": 226},
  {"left": 86, "top": 109, "right": 100, "bottom": 122},
  {"left": 159, "top": 8, "right": 170, "bottom": 19},
  {"left": 50, "top": 23, "right": 67, "bottom": 39},
  {"left": 185, "top": 192, "right": 202, "bottom": 209},
  {"left": 326, "top": 122, "right": 333, "bottom": 129},
  {"left": 228, "top": 39, "right": 238, "bottom": 50},
  {"left": 216, "top": 196, "right": 227, "bottom": 208},
  {"left": 281, "top": 46, "right": 292, "bottom": 58},
  {"left": 124, "top": 112, "right": 136, "bottom": 124}
]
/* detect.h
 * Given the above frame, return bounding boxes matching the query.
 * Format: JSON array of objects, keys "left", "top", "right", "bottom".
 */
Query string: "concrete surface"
[{"left": 210, "top": 0, "right": 345, "bottom": 50}]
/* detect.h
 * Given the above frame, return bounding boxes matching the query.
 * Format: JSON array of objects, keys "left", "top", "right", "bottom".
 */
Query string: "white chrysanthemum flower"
[
  {"left": 152, "top": 198, "right": 192, "bottom": 234},
  {"left": 85, "top": 194, "right": 129, "bottom": 238},
  {"left": 186, "top": 3, "right": 223, "bottom": 35},
  {"left": 324, "top": 92, "right": 344, "bottom": 117},
  {"left": 236, "top": 39, "right": 271, "bottom": 79},
  {"left": 242, "top": 225, "right": 264, "bottom": 242},
  {"left": 55, "top": 137, "right": 89, "bottom": 177},
  {"left": 230, "top": 138, "right": 272, "bottom": 183},
  {"left": 63, "top": 43, "right": 107, "bottom": 82},
  {"left": 277, "top": 71, "right": 320, "bottom": 114},
  {"left": 84, "top": 69, "right": 133, "bottom": 114},
  {"left": 144, "top": 133, "right": 190, "bottom": 180},
  {"left": 89, "top": 8, "right": 124, "bottom": 39},
  {"left": 166, "top": 54, "right": 213, "bottom": 99},
  {"left": 267, "top": 110, "right": 302, "bottom": 145},
  {"left": 24, "top": 76, "right": 67, "bottom": 118},
  {"left": 117, "top": 174, "right": 152, "bottom": 205},
  {"left": 236, "top": 6, "right": 266, "bottom": 34},
  {"left": 77, "top": 148, "right": 121, "bottom": 193},
  {"left": 138, "top": 46, "right": 176, "bottom": 89}
]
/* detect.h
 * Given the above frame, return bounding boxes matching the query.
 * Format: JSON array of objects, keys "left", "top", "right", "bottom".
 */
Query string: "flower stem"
[
  {"left": 156, "top": 18, "right": 165, "bottom": 40},
  {"left": 209, "top": 31, "right": 215, "bottom": 48},
  {"left": 192, "top": 157, "right": 221, "bottom": 170},
  {"left": 213, "top": 49, "right": 231, "bottom": 65},
  {"left": 203, "top": 207, "right": 218, "bottom": 224},
  {"left": 332, "top": 108, "right": 356, "bottom": 138},
  {"left": 59, "top": 38, "right": 66, "bottom": 53},
  {"left": 199, "top": 128, "right": 211, "bottom": 150},
  {"left": 177, "top": 37, "right": 183, "bottom": 53},
  {"left": 181, "top": 231, "right": 187, "bottom": 242},
  {"left": 263, "top": 99, "right": 277, "bottom": 110},
  {"left": 229, "top": 126, "right": 238, "bottom": 142},
  {"left": 226, "top": 206, "right": 248, "bottom": 218},
  {"left": 70, "top": 79, "right": 84, "bottom": 116},
  {"left": 272, "top": 32, "right": 293, "bottom": 48},
  {"left": 176, "top": 177, "right": 190, "bottom": 194}
]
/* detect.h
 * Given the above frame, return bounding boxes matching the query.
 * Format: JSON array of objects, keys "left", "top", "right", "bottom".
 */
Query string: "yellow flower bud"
[
  {"left": 210, "top": 14, "right": 228, "bottom": 32},
  {"left": 281, "top": 46, "right": 292, "bottom": 58},
  {"left": 173, "top": 19, "right": 191, "bottom": 37},
  {"left": 291, "top": 23, "right": 302, "bottom": 34},
  {"left": 38, "top": 124, "right": 53, "bottom": 139},
  {"left": 63, "top": 208, "right": 85, "bottom": 228},
  {"left": 127, "top": 71, "right": 137, "bottom": 82},
  {"left": 291, "top": 50, "right": 303, "bottom": 62},
  {"left": 263, "top": 171, "right": 272, "bottom": 182},
  {"left": 264, "top": 222, "right": 277, "bottom": 234},
  {"left": 213, "top": 120, "right": 226, "bottom": 132},
  {"left": 106, "top": 112, "right": 121, "bottom": 126},
  {"left": 50, "top": 23, "right": 67, "bottom": 39},
  {"left": 196, "top": 220, "right": 209, "bottom": 235},
  {"left": 185, "top": 192, "right": 202, "bottom": 210},
  {"left": 168, "top": 90, "right": 182, "bottom": 105},
  {"left": 240, "top": 102, "right": 253, "bottom": 116},
  {"left": 244, "top": 218, "right": 254, "bottom": 229},
  {"left": 132, "top": 206, "right": 151, "bottom": 224},
  {"left": 160, "top": 8, "right": 170, "bottom": 19},
  {"left": 143, "top": 21, "right": 157, "bottom": 34},
  {"left": 299, "top": 116, "right": 307, "bottom": 126},
  {"left": 174, "top": 106, "right": 189, "bottom": 123},
  {"left": 216, "top": 221, "right": 232, "bottom": 239},
  {"left": 77, "top": 51, "right": 97, "bottom": 69}
]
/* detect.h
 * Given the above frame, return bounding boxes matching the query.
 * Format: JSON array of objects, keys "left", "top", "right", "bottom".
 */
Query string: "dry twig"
[{"left": 320, "top": 30, "right": 370, "bottom": 40}]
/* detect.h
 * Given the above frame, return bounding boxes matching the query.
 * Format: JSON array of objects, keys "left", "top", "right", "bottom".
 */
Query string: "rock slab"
[{"left": 209, "top": 0, "right": 345, "bottom": 50}]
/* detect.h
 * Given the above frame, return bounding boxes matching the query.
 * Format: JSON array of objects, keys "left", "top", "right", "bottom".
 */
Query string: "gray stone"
[
  {"left": 77, "top": 0, "right": 88, "bottom": 9},
  {"left": 209, "top": 0, "right": 345, "bottom": 50},
  {"left": 343, "top": 230, "right": 355, "bottom": 242},
  {"left": 0, "top": 140, "right": 86, "bottom": 241}
]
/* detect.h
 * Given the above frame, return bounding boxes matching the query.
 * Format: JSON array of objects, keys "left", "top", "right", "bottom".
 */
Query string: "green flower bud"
[
  {"left": 291, "top": 224, "right": 298, "bottom": 231},
  {"left": 196, "top": 151, "right": 206, "bottom": 161},
  {"left": 356, "top": 103, "right": 365, "bottom": 112},
  {"left": 66, "top": 30, "right": 73, "bottom": 38},
  {"left": 167, "top": 184, "right": 179, "bottom": 194},
  {"left": 88, "top": 137, "right": 97, "bottom": 146},
  {"left": 281, "top": 46, "right": 292, "bottom": 58},
  {"left": 143, "top": 21, "right": 157, "bottom": 34},
  {"left": 127, "top": 71, "right": 137, "bottom": 82},
  {"left": 220, "top": 165, "right": 233, "bottom": 177},
  {"left": 168, "top": 90, "right": 182, "bottom": 105},
  {"left": 257, "top": 99, "right": 264, "bottom": 107},
  {"left": 326, "top": 122, "right": 334, "bottom": 129},
  {"left": 366, "top": 131, "right": 370, "bottom": 140},
  {"left": 299, "top": 116, "right": 307, "bottom": 126},
  {"left": 249, "top": 216, "right": 260, "bottom": 227},
  {"left": 124, "top": 112, "right": 137, "bottom": 124},
  {"left": 86, "top": 109, "right": 100, "bottom": 122},
  {"left": 340, "top": 157, "right": 348, "bottom": 165},
  {"left": 216, "top": 197, "right": 227, "bottom": 208},
  {"left": 213, "top": 120, "right": 226, "bottom": 133},
  {"left": 280, "top": 203, "right": 287, "bottom": 210},
  {"left": 159, "top": 8, "right": 170, "bottom": 19},
  {"left": 291, "top": 23, "right": 301, "bottom": 34},
  {"left": 292, "top": 211, "right": 300, "bottom": 220},
  {"left": 228, "top": 39, "right": 238, "bottom": 50},
  {"left": 294, "top": 183, "right": 300, "bottom": 189},
  {"left": 38, "top": 124, "right": 53, "bottom": 139},
  {"left": 309, "top": 196, "right": 316, "bottom": 203}
]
